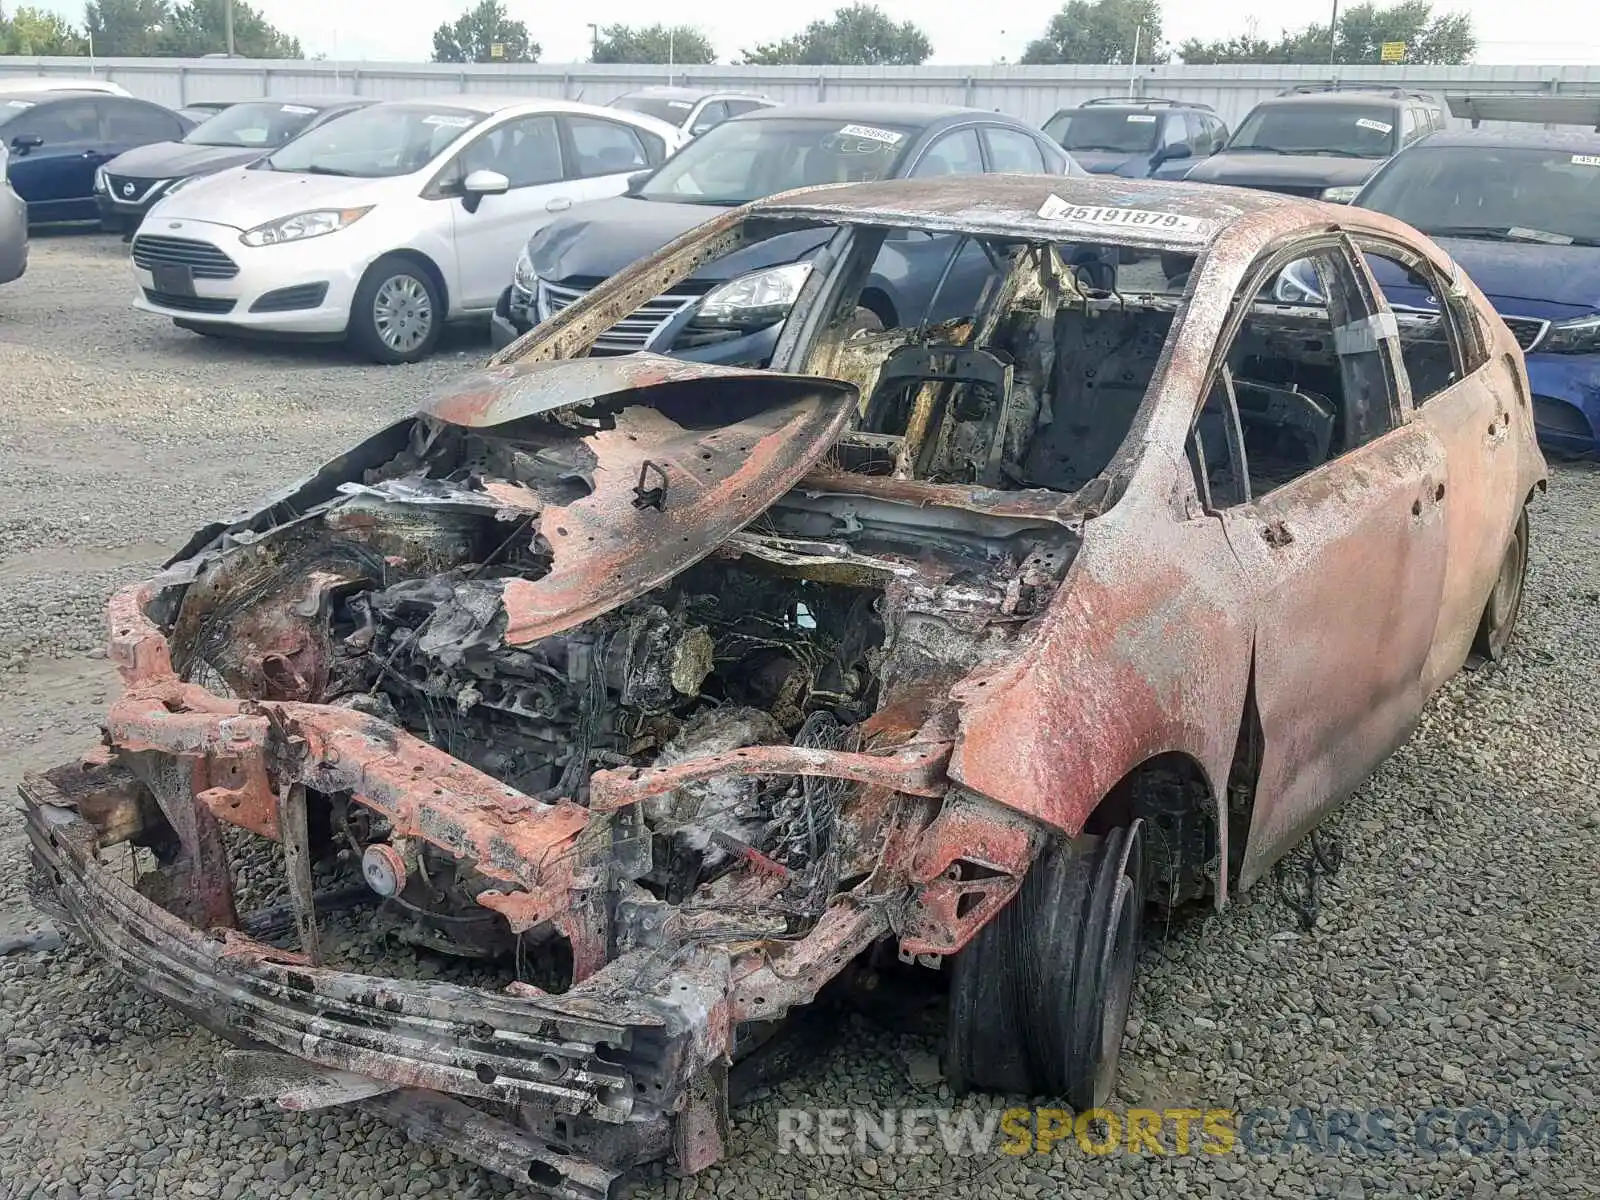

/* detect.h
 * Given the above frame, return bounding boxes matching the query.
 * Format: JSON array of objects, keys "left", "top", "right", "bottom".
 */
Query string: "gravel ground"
[{"left": 2, "top": 233, "right": 1597, "bottom": 1200}]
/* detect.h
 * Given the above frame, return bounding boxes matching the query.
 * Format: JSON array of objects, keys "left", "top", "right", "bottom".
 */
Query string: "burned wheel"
[
  {"left": 946, "top": 822, "right": 1144, "bottom": 1108},
  {"left": 1472, "top": 507, "right": 1529, "bottom": 663}
]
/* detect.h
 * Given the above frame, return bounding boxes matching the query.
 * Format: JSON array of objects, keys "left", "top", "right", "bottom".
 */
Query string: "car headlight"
[
  {"left": 94, "top": 166, "right": 109, "bottom": 193},
  {"left": 1272, "top": 258, "right": 1325, "bottom": 305},
  {"left": 0, "top": 144, "right": 9, "bottom": 175},
  {"left": 693, "top": 262, "right": 813, "bottom": 329},
  {"left": 513, "top": 246, "right": 537, "bottom": 293},
  {"left": 1540, "top": 314, "right": 1600, "bottom": 355},
  {"left": 1320, "top": 185, "right": 1362, "bottom": 204},
  {"left": 240, "top": 207, "right": 372, "bottom": 248}
]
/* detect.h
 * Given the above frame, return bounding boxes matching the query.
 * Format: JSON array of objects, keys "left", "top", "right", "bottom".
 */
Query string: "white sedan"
[{"left": 131, "top": 96, "right": 684, "bottom": 362}]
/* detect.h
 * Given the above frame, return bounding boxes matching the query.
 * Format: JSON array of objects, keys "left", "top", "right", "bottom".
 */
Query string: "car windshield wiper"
[
  {"left": 1070, "top": 143, "right": 1135, "bottom": 153},
  {"left": 1233, "top": 145, "right": 1290, "bottom": 154},
  {"left": 1303, "top": 147, "right": 1374, "bottom": 158},
  {"left": 299, "top": 164, "right": 355, "bottom": 177},
  {"left": 1420, "top": 225, "right": 1593, "bottom": 245}
]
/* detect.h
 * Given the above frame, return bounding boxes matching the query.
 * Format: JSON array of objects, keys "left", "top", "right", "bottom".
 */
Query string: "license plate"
[{"left": 151, "top": 263, "right": 195, "bottom": 297}]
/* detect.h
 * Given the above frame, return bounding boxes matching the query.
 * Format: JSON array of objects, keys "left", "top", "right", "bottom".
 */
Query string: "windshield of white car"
[
  {"left": 611, "top": 95, "right": 694, "bottom": 124},
  {"left": 638, "top": 118, "right": 918, "bottom": 205},
  {"left": 1044, "top": 109, "right": 1160, "bottom": 153},
  {"left": 1360, "top": 144, "right": 1600, "bottom": 246},
  {"left": 185, "top": 100, "right": 330, "bottom": 149},
  {"left": 264, "top": 105, "right": 485, "bottom": 178},
  {"left": 1228, "top": 103, "right": 1398, "bottom": 158}
]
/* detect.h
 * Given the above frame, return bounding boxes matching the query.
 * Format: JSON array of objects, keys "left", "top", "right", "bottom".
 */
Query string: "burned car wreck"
[{"left": 24, "top": 176, "right": 1545, "bottom": 1196}]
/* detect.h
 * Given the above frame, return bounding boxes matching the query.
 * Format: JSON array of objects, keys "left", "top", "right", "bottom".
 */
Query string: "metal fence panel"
[{"left": 2, "top": 56, "right": 1598, "bottom": 132}]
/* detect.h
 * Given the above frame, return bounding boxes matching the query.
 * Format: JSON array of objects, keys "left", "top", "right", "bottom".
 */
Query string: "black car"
[
  {"left": 96, "top": 95, "right": 375, "bottom": 235},
  {"left": 491, "top": 101, "right": 1089, "bottom": 362},
  {"left": 1182, "top": 84, "right": 1445, "bottom": 202},
  {"left": 2, "top": 91, "right": 193, "bottom": 226},
  {"left": 175, "top": 100, "right": 237, "bottom": 124},
  {"left": 1043, "top": 97, "right": 1229, "bottom": 180}
]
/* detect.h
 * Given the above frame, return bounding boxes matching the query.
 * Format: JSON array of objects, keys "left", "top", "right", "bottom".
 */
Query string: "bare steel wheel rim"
[
  {"left": 1489, "top": 528, "right": 1524, "bottom": 632},
  {"left": 1092, "top": 869, "right": 1139, "bottom": 1106},
  {"left": 373, "top": 274, "right": 433, "bottom": 353}
]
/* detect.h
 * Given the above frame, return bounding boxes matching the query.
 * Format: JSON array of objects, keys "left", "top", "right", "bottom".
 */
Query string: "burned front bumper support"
[{"left": 20, "top": 768, "right": 704, "bottom": 1200}]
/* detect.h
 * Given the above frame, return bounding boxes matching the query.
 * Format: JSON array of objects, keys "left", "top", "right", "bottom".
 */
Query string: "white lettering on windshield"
[
  {"left": 423, "top": 114, "right": 474, "bottom": 128},
  {"left": 1571, "top": 154, "right": 1600, "bottom": 167},
  {"left": 838, "top": 124, "right": 904, "bottom": 145},
  {"left": 1355, "top": 118, "right": 1393, "bottom": 135}
]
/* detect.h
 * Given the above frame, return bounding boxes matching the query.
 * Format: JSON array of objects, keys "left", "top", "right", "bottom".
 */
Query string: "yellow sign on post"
[
  {"left": 490, "top": 41, "right": 506, "bottom": 59},
  {"left": 1380, "top": 41, "right": 1406, "bottom": 62}
]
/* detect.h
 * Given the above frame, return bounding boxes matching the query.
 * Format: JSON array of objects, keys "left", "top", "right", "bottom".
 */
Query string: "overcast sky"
[{"left": 50, "top": 0, "right": 1600, "bottom": 66}]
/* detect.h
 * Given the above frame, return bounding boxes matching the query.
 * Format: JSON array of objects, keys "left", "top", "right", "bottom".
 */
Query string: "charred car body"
[{"left": 24, "top": 175, "right": 1544, "bottom": 1197}]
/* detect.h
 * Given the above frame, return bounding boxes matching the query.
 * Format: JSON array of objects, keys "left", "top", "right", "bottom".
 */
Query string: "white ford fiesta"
[{"left": 131, "top": 95, "right": 685, "bottom": 362}]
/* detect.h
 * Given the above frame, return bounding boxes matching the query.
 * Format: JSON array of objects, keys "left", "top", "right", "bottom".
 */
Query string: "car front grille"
[
  {"left": 1502, "top": 315, "right": 1549, "bottom": 353},
  {"left": 142, "top": 289, "right": 235, "bottom": 314},
  {"left": 131, "top": 235, "right": 239, "bottom": 280},
  {"left": 105, "top": 176, "right": 166, "bottom": 206},
  {"left": 537, "top": 280, "right": 699, "bottom": 355}
]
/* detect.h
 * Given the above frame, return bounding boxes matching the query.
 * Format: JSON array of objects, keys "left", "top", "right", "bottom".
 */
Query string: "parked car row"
[{"left": 2, "top": 74, "right": 1594, "bottom": 455}]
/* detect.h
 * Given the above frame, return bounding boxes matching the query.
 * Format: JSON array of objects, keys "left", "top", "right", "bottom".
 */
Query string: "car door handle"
[{"left": 545, "top": 197, "right": 572, "bottom": 213}]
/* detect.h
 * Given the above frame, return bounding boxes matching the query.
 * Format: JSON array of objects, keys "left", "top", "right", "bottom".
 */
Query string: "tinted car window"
[
  {"left": 691, "top": 101, "right": 729, "bottom": 134},
  {"left": 640, "top": 118, "right": 916, "bottom": 204},
  {"left": 1358, "top": 144, "right": 1600, "bottom": 245},
  {"left": 1229, "top": 103, "right": 1399, "bottom": 157},
  {"left": 725, "top": 99, "right": 767, "bottom": 117},
  {"left": 983, "top": 126, "right": 1046, "bottom": 173},
  {"left": 566, "top": 116, "right": 649, "bottom": 178},
  {"left": 8, "top": 98, "right": 99, "bottom": 144},
  {"left": 463, "top": 114, "right": 562, "bottom": 187},
  {"left": 914, "top": 127, "right": 983, "bottom": 177},
  {"left": 1046, "top": 108, "right": 1161, "bottom": 153},
  {"left": 103, "top": 99, "right": 182, "bottom": 143}
]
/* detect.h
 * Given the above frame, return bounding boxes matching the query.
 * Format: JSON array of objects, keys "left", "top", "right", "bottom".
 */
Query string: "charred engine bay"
[{"left": 146, "top": 397, "right": 1078, "bottom": 968}]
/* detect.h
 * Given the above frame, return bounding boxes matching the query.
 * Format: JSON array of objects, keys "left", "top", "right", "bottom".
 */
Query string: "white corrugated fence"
[{"left": 3, "top": 56, "right": 1599, "bottom": 130}]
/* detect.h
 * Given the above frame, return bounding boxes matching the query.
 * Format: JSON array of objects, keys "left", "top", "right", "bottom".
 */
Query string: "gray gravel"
[{"left": 2, "top": 233, "right": 1598, "bottom": 1200}]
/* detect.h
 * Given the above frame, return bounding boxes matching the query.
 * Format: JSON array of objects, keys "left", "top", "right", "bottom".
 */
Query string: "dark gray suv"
[{"left": 1182, "top": 84, "right": 1446, "bottom": 202}]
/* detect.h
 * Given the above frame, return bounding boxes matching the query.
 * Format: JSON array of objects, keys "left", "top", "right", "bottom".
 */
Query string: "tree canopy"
[
  {"left": 76, "top": 0, "right": 299, "bottom": 57},
  {"left": 2, "top": 5, "right": 89, "bottom": 54},
  {"left": 1020, "top": 0, "right": 1164, "bottom": 65},
  {"left": 1179, "top": 1, "right": 1476, "bottom": 65},
  {"left": 741, "top": 4, "right": 932, "bottom": 66},
  {"left": 591, "top": 24, "right": 714, "bottom": 65},
  {"left": 431, "top": 0, "right": 538, "bottom": 64}
]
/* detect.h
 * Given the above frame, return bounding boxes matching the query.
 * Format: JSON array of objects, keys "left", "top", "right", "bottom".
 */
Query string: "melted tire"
[
  {"left": 1472, "top": 507, "right": 1529, "bottom": 663},
  {"left": 946, "top": 823, "right": 1145, "bottom": 1108}
]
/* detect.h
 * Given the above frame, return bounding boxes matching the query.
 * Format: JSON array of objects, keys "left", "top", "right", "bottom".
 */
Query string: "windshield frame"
[
  {"left": 1357, "top": 142, "right": 1600, "bottom": 246},
  {"left": 182, "top": 99, "right": 331, "bottom": 150},
  {"left": 635, "top": 116, "right": 921, "bottom": 206},
  {"left": 262, "top": 103, "right": 488, "bottom": 180},
  {"left": 1227, "top": 101, "right": 1400, "bottom": 159}
]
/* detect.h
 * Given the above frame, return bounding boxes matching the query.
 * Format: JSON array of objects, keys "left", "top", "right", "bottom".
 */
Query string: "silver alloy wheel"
[{"left": 372, "top": 273, "right": 433, "bottom": 354}]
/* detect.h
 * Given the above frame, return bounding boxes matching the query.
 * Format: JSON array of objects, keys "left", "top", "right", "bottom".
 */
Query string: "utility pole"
[
  {"left": 1128, "top": 23, "right": 1141, "bottom": 97},
  {"left": 1328, "top": 0, "right": 1339, "bottom": 68},
  {"left": 225, "top": 0, "right": 236, "bottom": 57},
  {"left": 587, "top": 23, "right": 598, "bottom": 59},
  {"left": 667, "top": 26, "right": 674, "bottom": 85}
]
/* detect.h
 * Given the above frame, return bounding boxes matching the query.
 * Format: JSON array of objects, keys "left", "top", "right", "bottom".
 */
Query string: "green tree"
[
  {"left": 1179, "top": 1, "right": 1475, "bottom": 65},
  {"left": 431, "top": 0, "right": 538, "bottom": 63},
  {"left": 591, "top": 24, "right": 714, "bottom": 65},
  {"left": 1020, "top": 0, "right": 1163, "bottom": 65},
  {"left": 2, "top": 5, "right": 89, "bottom": 53},
  {"left": 158, "top": 0, "right": 300, "bottom": 56},
  {"left": 83, "top": 0, "right": 171, "bottom": 56},
  {"left": 741, "top": 4, "right": 931, "bottom": 66}
]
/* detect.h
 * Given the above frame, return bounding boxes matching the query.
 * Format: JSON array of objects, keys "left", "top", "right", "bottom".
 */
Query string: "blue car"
[
  {"left": 1328, "top": 129, "right": 1600, "bottom": 456},
  {"left": 1042, "top": 97, "right": 1229, "bottom": 181},
  {"left": 2, "top": 90, "right": 192, "bottom": 226}
]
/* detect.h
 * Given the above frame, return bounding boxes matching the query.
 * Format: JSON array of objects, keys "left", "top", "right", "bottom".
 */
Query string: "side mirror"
[
  {"left": 624, "top": 169, "right": 652, "bottom": 197},
  {"left": 10, "top": 133, "right": 43, "bottom": 157},
  {"left": 1155, "top": 142, "right": 1192, "bottom": 164},
  {"left": 461, "top": 168, "right": 509, "bottom": 213}
]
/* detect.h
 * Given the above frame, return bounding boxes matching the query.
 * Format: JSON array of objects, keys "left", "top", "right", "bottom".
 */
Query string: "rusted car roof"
[{"left": 745, "top": 173, "right": 1309, "bottom": 249}]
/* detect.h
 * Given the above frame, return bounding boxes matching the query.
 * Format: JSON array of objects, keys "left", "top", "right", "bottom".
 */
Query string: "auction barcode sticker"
[
  {"left": 280, "top": 104, "right": 316, "bottom": 114},
  {"left": 1572, "top": 154, "right": 1600, "bottom": 167},
  {"left": 1037, "top": 195, "right": 1211, "bottom": 235},
  {"left": 1355, "top": 118, "right": 1394, "bottom": 134},
  {"left": 423, "top": 114, "right": 475, "bottom": 128},
  {"left": 838, "top": 123, "right": 905, "bottom": 145},
  {"left": 1126, "top": 114, "right": 1158, "bottom": 123}
]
